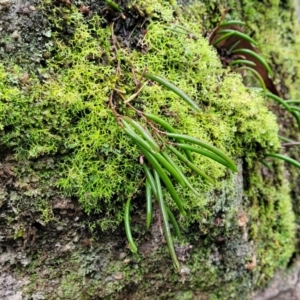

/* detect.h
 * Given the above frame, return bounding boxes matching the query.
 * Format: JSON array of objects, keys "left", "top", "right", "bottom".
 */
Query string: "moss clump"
[
  {"left": 0, "top": 7, "right": 280, "bottom": 225},
  {"left": 0, "top": 0, "right": 296, "bottom": 298},
  {"left": 246, "top": 161, "right": 295, "bottom": 280}
]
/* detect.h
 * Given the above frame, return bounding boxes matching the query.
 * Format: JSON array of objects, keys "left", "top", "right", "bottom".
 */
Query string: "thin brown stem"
[
  {"left": 110, "top": 22, "right": 122, "bottom": 76},
  {"left": 131, "top": 68, "right": 139, "bottom": 87},
  {"left": 137, "top": 67, "right": 148, "bottom": 90},
  {"left": 143, "top": 116, "right": 168, "bottom": 136},
  {"left": 124, "top": 82, "right": 147, "bottom": 103},
  {"left": 128, "top": 176, "right": 146, "bottom": 200},
  {"left": 131, "top": 67, "right": 148, "bottom": 93},
  {"left": 282, "top": 142, "right": 300, "bottom": 147},
  {"left": 109, "top": 91, "right": 122, "bottom": 125},
  {"left": 157, "top": 209, "right": 164, "bottom": 237}
]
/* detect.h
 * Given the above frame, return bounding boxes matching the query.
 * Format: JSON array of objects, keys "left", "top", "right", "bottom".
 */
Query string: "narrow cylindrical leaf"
[
  {"left": 144, "top": 73, "right": 201, "bottom": 112},
  {"left": 166, "top": 144, "right": 214, "bottom": 184},
  {"left": 266, "top": 92, "right": 291, "bottom": 112},
  {"left": 123, "top": 126, "right": 155, "bottom": 153},
  {"left": 260, "top": 160, "right": 272, "bottom": 170},
  {"left": 161, "top": 151, "right": 200, "bottom": 197},
  {"left": 166, "top": 133, "right": 238, "bottom": 172},
  {"left": 265, "top": 153, "right": 300, "bottom": 169},
  {"left": 105, "top": 0, "right": 122, "bottom": 11},
  {"left": 142, "top": 150, "right": 186, "bottom": 215},
  {"left": 154, "top": 171, "right": 181, "bottom": 271},
  {"left": 144, "top": 113, "right": 177, "bottom": 133},
  {"left": 219, "top": 20, "right": 245, "bottom": 27},
  {"left": 217, "top": 30, "right": 258, "bottom": 46},
  {"left": 145, "top": 179, "right": 153, "bottom": 229},
  {"left": 153, "top": 152, "right": 186, "bottom": 187},
  {"left": 165, "top": 206, "right": 182, "bottom": 239},
  {"left": 124, "top": 198, "right": 138, "bottom": 253},
  {"left": 177, "top": 143, "right": 231, "bottom": 169},
  {"left": 144, "top": 113, "right": 194, "bottom": 162},
  {"left": 135, "top": 143, "right": 186, "bottom": 216},
  {"left": 228, "top": 40, "right": 241, "bottom": 54},
  {"left": 143, "top": 164, "right": 158, "bottom": 195},
  {"left": 232, "top": 48, "right": 273, "bottom": 77},
  {"left": 146, "top": 164, "right": 181, "bottom": 237},
  {"left": 290, "top": 106, "right": 300, "bottom": 113},
  {"left": 229, "top": 59, "right": 256, "bottom": 67},
  {"left": 236, "top": 66, "right": 266, "bottom": 93},
  {"left": 212, "top": 31, "right": 234, "bottom": 46},
  {"left": 122, "top": 117, "right": 160, "bottom": 151},
  {"left": 124, "top": 123, "right": 187, "bottom": 186},
  {"left": 285, "top": 100, "right": 300, "bottom": 104},
  {"left": 291, "top": 111, "right": 300, "bottom": 131},
  {"left": 278, "top": 135, "right": 293, "bottom": 143}
]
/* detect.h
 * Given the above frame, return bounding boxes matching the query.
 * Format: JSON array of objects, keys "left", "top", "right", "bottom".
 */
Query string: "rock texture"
[{"left": 252, "top": 260, "right": 300, "bottom": 300}]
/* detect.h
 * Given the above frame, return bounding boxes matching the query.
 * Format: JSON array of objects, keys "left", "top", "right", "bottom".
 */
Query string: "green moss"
[
  {"left": 1, "top": 8, "right": 280, "bottom": 226},
  {"left": 247, "top": 164, "right": 295, "bottom": 279},
  {"left": 0, "top": 0, "right": 297, "bottom": 299}
]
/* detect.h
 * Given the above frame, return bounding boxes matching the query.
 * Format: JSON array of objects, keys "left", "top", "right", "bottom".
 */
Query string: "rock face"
[
  {"left": 295, "top": 0, "right": 300, "bottom": 23},
  {"left": 0, "top": 0, "right": 299, "bottom": 299},
  {"left": 251, "top": 259, "right": 300, "bottom": 300}
]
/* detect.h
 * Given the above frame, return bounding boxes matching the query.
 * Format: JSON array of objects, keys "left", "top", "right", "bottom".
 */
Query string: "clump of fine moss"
[{"left": 0, "top": 6, "right": 280, "bottom": 227}]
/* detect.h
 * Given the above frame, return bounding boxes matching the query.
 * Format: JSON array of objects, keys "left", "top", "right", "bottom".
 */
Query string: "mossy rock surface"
[{"left": 0, "top": 0, "right": 298, "bottom": 299}]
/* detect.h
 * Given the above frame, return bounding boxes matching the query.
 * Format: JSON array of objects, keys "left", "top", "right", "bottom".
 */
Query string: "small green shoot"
[
  {"left": 229, "top": 59, "right": 256, "bottom": 67},
  {"left": 236, "top": 66, "right": 267, "bottom": 93},
  {"left": 232, "top": 48, "right": 273, "bottom": 77},
  {"left": 265, "top": 153, "right": 300, "bottom": 169},
  {"left": 144, "top": 73, "right": 201, "bottom": 112},
  {"left": 217, "top": 29, "right": 258, "bottom": 46},
  {"left": 154, "top": 170, "right": 181, "bottom": 271},
  {"left": 219, "top": 20, "right": 246, "bottom": 27},
  {"left": 124, "top": 198, "right": 138, "bottom": 253},
  {"left": 105, "top": 0, "right": 122, "bottom": 12},
  {"left": 265, "top": 92, "right": 291, "bottom": 112}
]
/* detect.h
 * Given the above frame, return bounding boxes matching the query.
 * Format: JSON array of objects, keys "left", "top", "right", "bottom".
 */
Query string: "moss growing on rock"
[
  {"left": 0, "top": 0, "right": 297, "bottom": 299},
  {"left": 1, "top": 6, "right": 280, "bottom": 225}
]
